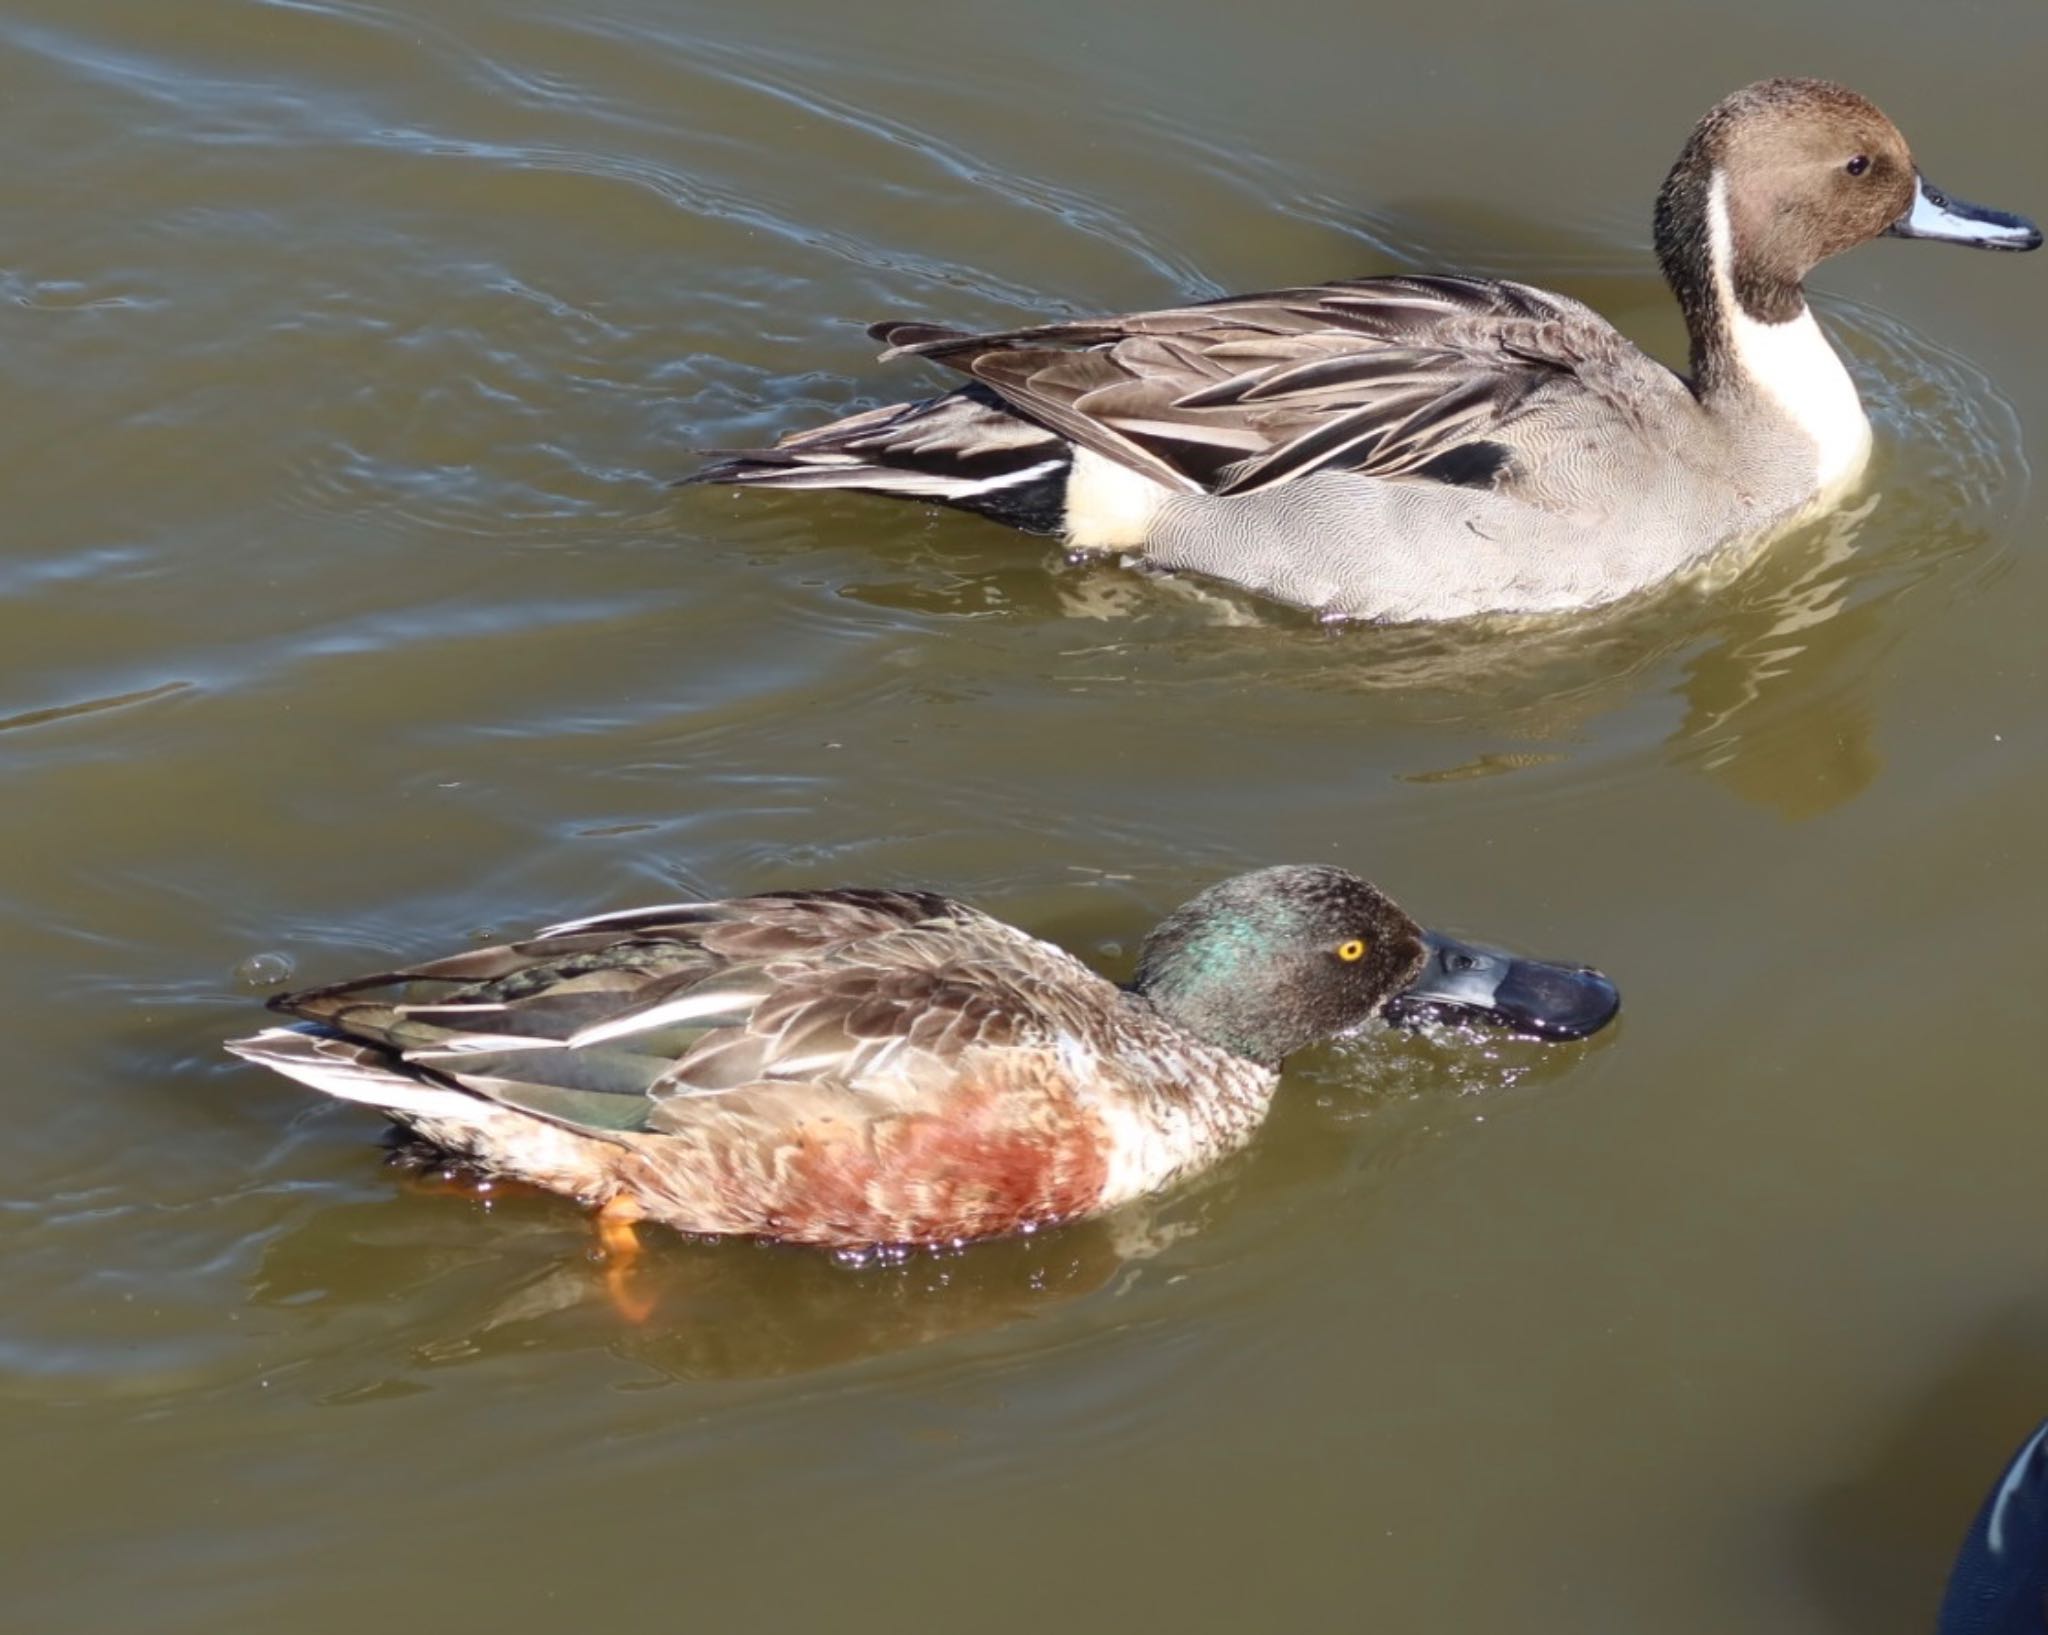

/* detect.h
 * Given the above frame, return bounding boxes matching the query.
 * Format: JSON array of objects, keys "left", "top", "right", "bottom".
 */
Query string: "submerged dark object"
[{"left": 1938, "top": 1419, "right": 2048, "bottom": 1633}]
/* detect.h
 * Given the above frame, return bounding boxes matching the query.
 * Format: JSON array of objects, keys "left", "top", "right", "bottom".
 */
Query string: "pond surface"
[{"left": 5, "top": 1, "right": 2048, "bottom": 1629}]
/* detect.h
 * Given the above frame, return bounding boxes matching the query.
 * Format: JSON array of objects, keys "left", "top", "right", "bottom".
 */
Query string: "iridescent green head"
[
  {"left": 1133, "top": 866, "right": 1429, "bottom": 1066},
  {"left": 1134, "top": 864, "right": 1620, "bottom": 1065}
]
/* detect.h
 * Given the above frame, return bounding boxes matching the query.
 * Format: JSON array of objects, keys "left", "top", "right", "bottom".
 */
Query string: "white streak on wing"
[
  {"left": 400, "top": 1031, "right": 564, "bottom": 1056},
  {"left": 567, "top": 989, "right": 765, "bottom": 1048},
  {"left": 1706, "top": 171, "right": 1872, "bottom": 495},
  {"left": 225, "top": 1028, "right": 477, "bottom": 1120},
  {"left": 650, "top": 1081, "right": 758, "bottom": 1100},
  {"left": 943, "top": 457, "right": 1065, "bottom": 492},
  {"left": 795, "top": 458, "right": 1065, "bottom": 499},
  {"left": 539, "top": 902, "right": 713, "bottom": 936},
  {"left": 1103, "top": 419, "right": 1266, "bottom": 450},
  {"left": 1323, "top": 293, "right": 1463, "bottom": 313},
  {"left": 853, "top": 1037, "right": 905, "bottom": 1076},
  {"left": 762, "top": 1050, "right": 854, "bottom": 1076},
  {"left": 1987, "top": 1420, "right": 2048, "bottom": 1556},
  {"left": 753, "top": 1034, "right": 908, "bottom": 1086}
]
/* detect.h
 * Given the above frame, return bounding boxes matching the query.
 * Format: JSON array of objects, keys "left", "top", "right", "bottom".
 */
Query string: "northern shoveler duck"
[
  {"left": 685, "top": 79, "right": 2038, "bottom": 622},
  {"left": 228, "top": 865, "right": 1616, "bottom": 1306}
]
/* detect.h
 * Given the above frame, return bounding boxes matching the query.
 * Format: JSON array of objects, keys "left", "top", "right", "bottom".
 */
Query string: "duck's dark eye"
[{"left": 1845, "top": 155, "right": 1870, "bottom": 177}]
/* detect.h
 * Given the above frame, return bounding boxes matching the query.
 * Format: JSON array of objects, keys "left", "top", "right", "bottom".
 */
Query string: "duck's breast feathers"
[
  {"left": 261, "top": 889, "right": 1126, "bottom": 1141},
  {"left": 876, "top": 275, "right": 1688, "bottom": 499}
]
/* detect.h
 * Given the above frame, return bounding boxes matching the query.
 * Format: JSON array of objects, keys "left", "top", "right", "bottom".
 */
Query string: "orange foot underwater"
[{"left": 595, "top": 1194, "right": 655, "bottom": 1324}]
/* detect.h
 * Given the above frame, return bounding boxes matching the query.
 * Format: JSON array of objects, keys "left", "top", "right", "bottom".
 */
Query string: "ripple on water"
[{"left": 2, "top": 8, "right": 2041, "bottom": 1574}]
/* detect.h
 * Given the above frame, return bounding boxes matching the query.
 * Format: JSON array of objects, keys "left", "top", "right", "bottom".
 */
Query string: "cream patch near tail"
[{"left": 1062, "top": 447, "right": 1174, "bottom": 549}]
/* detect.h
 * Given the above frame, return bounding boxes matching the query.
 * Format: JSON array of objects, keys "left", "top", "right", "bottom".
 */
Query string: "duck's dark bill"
[
  {"left": 1382, "top": 932, "right": 1620, "bottom": 1041},
  {"left": 1885, "top": 173, "right": 2042, "bottom": 251}
]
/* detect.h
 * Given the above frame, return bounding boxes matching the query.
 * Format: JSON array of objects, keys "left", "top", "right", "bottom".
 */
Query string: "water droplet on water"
[{"left": 236, "top": 951, "right": 294, "bottom": 989}]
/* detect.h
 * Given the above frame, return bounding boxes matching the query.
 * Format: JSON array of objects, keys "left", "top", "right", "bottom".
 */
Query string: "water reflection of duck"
[
  {"left": 248, "top": 1164, "right": 1178, "bottom": 1382},
  {"left": 1032, "top": 454, "right": 1986, "bottom": 822},
  {"left": 229, "top": 866, "right": 1614, "bottom": 1315},
  {"left": 688, "top": 80, "right": 2037, "bottom": 622}
]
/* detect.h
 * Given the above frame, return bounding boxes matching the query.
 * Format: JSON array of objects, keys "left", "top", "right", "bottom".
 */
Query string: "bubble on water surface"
[{"left": 235, "top": 950, "right": 295, "bottom": 989}]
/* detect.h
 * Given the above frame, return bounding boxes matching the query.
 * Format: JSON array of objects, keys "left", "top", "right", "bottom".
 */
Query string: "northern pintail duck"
[
  {"left": 227, "top": 866, "right": 1616, "bottom": 1282},
  {"left": 687, "top": 79, "right": 2038, "bottom": 622}
]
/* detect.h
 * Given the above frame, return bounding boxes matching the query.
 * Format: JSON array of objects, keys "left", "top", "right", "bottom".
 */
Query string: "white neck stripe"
[{"left": 1704, "top": 171, "right": 1872, "bottom": 492}]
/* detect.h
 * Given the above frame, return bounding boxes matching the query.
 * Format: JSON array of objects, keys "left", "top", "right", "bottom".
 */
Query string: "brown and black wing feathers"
[
  {"left": 873, "top": 275, "right": 1653, "bottom": 497},
  {"left": 264, "top": 890, "right": 1119, "bottom": 1140}
]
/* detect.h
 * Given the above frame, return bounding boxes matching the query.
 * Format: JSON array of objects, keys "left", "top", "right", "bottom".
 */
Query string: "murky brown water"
[{"left": 6, "top": 1, "right": 2048, "bottom": 1629}]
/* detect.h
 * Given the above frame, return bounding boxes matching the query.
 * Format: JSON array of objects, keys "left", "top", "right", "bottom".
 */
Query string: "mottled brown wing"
[
  {"left": 874, "top": 275, "right": 1672, "bottom": 496},
  {"left": 265, "top": 889, "right": 1121, "bottom": 1138},
  {"left": 642, "top": 915, "right": 1118, "bottom": 1123}
]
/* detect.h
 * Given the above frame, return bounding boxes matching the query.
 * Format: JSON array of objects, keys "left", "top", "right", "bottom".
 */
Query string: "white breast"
[
  {"left": 1707, "top": 172, "right": 1873, "bottom": 496},
  {"left": 1077, "top": 1033, "right": 1278, "bottom": 1210}
]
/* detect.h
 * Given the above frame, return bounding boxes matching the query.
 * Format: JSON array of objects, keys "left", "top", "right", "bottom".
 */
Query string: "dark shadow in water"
[{"left": 1796, "top": 1299, "right": 2048, "bottom": 1633}]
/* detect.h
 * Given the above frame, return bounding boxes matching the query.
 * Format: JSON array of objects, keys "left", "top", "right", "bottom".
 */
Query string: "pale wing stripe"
[
  {"left": 402, "top": 1032, "right": 568, "bottom": 1057},
  {"left": 225, "top": 1029, "right": 478, "bottom": 1119},
  {"left": 1099, "top": 418, "right": 1267, "bottom": 450},
  {"left": 567, "top": 989, "right": 768, "bottom": 1049},
  {"left": 539, "top": 902, "right": 712, "bottom": 937}
]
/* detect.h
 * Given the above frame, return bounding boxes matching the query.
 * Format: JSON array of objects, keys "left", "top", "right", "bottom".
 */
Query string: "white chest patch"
[
  {"left": 1707, "top": 172, "right": 1873, "bottom": 496},
  {"left": 1079, "top": 1040, "right": 1278, "bottom": 1210},
  {"left": 1063, "top": 447, "right": 1174, "bottom": 550}
]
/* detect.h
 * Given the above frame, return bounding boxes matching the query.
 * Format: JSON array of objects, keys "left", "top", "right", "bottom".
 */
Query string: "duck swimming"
[
  {"left": 227, "top": 866, "right": 1616, "bottom": 1278},
  {"left": 685, "top": 79, "right": 2039, "bottom": 623}
]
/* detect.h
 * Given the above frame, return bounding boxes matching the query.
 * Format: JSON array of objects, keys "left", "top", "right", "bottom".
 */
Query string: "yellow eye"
[{"left": 1336, "top": 939, "right": 1367, "bottom": 963}]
